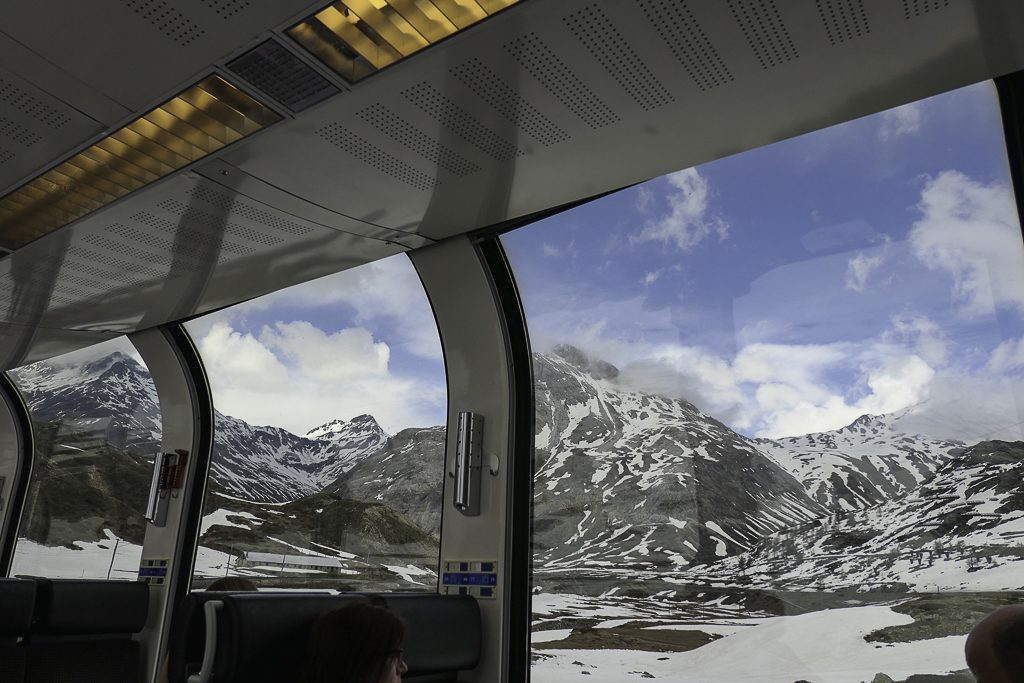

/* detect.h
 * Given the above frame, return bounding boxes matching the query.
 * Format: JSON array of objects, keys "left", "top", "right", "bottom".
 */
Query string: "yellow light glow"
[
  {"left": 289, "top": 0, "right": 519, "bottom": 82},
  {"left": 0, "top": 76, "right": 279, "bottom": 251}
]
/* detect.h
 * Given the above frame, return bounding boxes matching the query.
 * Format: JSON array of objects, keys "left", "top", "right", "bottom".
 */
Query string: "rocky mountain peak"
[
  {"left": 305, "top": 414, "right": 388, "bottom": 442},
  {"left": 551, "top": 344, "right": 620, "bottom": 380}
]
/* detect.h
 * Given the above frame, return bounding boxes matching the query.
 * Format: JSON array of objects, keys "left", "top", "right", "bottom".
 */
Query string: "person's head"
[
  {"left": 966, "top": 605, "right": 1024, "bottom": 683},
  {"left": 301, "top": 599, "right": 407, "bottom": 683},
  {"left": 205, "top": 576, "right": 258, "bottom": 591}
]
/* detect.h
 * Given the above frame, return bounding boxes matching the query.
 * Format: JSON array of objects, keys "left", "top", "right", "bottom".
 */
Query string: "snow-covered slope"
[
  {"left": 533, "top": 345, "right": 827, "bottom": 571},
  {"left": 12, "top": 351, "right": 391, "bottom": 503},
  {"left": 757, "top": 412, "right": 964, "bottom": 512},
  {"left": 693, "top": 440, "right": 1024, "bottom": 591},
  {"left": 210, "top": 412, "right": 389, "bottom": 503},
  {"left": 12, "top": 352, "right": 162, "bottom": 455}
]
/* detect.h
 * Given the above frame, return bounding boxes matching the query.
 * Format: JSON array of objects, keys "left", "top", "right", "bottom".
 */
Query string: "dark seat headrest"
[
  {"left": 34, "top": 579, "right": 149, "bottom": 635},
  {"left": 217, "top": 593, "right": 356, "bottom": 682},
  {"left": 379, "top": 594, "right": 481, "bottom": 677},
  {"left": 0, "top": 578, "right": 35, "bottom": 637}
]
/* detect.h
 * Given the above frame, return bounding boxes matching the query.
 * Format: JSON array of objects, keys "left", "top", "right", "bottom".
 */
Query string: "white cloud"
[
  {"left": 879, "top": 101, "right": 922, "bottom": 140},
  {"left": 198, "top": 322, "right": 290, "bottom": 391},
  {"left": 641, "top": 269, "right": 664, "bottom": 286},
  {"left": 632, "top": 168, "right": 728, "bottom": 251},
  {"left": 542, "top": 241, "right": 574, "bottom": 258},
  {"left": 260, "top": 321, "right": 389, "bottom": 381},
  {"left": 988, "top": 337, "right": 1024, "bottom": 373},
  {"left": 196, "top": 321, "right": 444, "bottom": 436},
  {"left": 202, "top": 255, "right": 443, "bottom": 361},
  {"left": 909, "top": 171, "right": 1024, "bottom": 316},
  {"left": 635, "top": 186, "right": 654, "bottom": 212},
  {"left": 885, "top": 314, "right": 948, "bottom": 366},
  {"left": 845, "top": 251, "right": 884, "bottom": 292}
]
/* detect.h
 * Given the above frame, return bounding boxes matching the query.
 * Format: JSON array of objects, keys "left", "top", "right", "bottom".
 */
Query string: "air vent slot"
[
  {"left": 317, "top": 124, "right": 437, "bottom": 191},
  {"left": 816, "top": 0, "right": 869, "bottom": 44},
  {"left": 358, "top": 104, "right": 481, "bottom": 178},
  {"left": 727, "top": 0, "right": 799, "bottom": 69},
  {"left": 200, "top": 0, "right": 250, "bottom": 18},
  {"left": 506, "top": 33, "right": 619, "bottom": 129},
  {"left": 450, "top": 58, "right": 569, "bottom": 146},
  {"left": 402, "top": 83, "right": 523, "bottom": 162},
  {"left": 120, "top": 0, "right": 205, "bottom": 47},
  {"left": 227, "top": 39, "right": 338, "bottom": 113},
  {"left": 0, "top": 79, "right": 72, "bottom": 129},
  {"left": 638, "top": 0, "right": 733, "bottom": 91},
  {"left": 0, "top": 147, "right": 13, "bottom": 164},
  {"left": 0, "top": 118, "right": 42, "bottom": 147},
  {"left": 564, "top": 4, "right": 673, "bottom": 111},
  {"left": 901, "top": 0, "right": 950, "bottom": 18}
]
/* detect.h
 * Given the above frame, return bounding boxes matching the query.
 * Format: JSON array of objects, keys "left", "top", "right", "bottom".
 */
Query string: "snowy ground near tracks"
[{"left": 532, "top": 602, "right": 968, "bottom": 683}]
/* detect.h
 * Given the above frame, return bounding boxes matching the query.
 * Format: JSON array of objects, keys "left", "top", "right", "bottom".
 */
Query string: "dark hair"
[
  {"left": 300, "top": 599, "right": 405, "bottom": 683},
  {"left": 993, "top": 618, "right": 1024, "bottom": 680},
  {"left": 204, "top": 577, "right": 257, "bottom": 591}
]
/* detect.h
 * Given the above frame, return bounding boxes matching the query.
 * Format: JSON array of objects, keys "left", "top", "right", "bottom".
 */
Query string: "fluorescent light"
[
  {"left": 289, "top": 0, "right": 519, "bottom": 82},
  {"left": 0, "top": 75, "right": 279, "bottom": 251}
]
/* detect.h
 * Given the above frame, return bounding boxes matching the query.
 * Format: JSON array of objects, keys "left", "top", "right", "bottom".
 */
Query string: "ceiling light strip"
[
  {"left": 0, "top": 75, "right": 280, "bottom": 251},
  {"left": 289, "top": 0, "right": 519, "bottom": 83}
]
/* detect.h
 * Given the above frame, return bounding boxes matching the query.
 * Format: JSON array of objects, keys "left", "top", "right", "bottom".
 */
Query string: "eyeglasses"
[{"left": 387, "top": 648, "right": 405, "bottom": 664}]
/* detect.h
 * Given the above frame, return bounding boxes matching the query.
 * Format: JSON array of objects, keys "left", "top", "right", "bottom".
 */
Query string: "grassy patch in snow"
[
  {"left": 865, "top": 591, "right": 1024, "bottom": 644},
  {"left": 533, "top": 621, "right": 720, "bottom": 652}
]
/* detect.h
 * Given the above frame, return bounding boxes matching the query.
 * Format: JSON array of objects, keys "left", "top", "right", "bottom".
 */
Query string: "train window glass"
[
  {"left": 184, "top": 254, "right": 446, "bottom": 590},
  {"left": 8, "top": 337, "right": 161, "bottom": 579},
  {"left": 503, "top": 81, "right": 1024, "bottom": 681}
]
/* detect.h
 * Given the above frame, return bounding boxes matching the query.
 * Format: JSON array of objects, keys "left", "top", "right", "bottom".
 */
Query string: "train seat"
[
  {"left": 172, "top": 591, "right": 481, "bottom": 683},
  {"left": 26, "top": 578, "right": 149, "bottom": 683},
  {"left": 0, "top": 578, "right": 36, "bottom": 682}
]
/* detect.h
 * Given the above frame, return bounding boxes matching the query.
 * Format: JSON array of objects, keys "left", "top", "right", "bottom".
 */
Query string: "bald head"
[{"left": 966, "top": 605, "right": 1024, "bottom": 683}]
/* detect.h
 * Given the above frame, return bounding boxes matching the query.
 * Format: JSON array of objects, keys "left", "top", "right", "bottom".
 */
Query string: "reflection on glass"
[
  {"left": 505, "top": 82, "right": 1024, "bottom": 681},
  {"left": 9, "top": 337, "right": 161, "bottom": 579},
  {"left": 184, "top": 253, "right": 447, "bottom": 591}
]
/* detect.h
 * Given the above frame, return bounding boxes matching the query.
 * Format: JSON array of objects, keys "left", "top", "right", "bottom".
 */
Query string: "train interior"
[{"left": 2, "top": 0, "right": 1024, "bottom": 681}]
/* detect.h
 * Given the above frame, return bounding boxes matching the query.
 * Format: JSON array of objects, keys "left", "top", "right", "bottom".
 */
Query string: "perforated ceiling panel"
[
  {"left": 637, "top": 0, "right": 733, "bottom": 90},
  {"left": 816, "top": 0, "right": 870, "bottom": 45},
  {"left": 401, "top": 83, "right": 524, "bottom": 161},
  {"left": 358, "top": 104, "right": 481, "bottom": 177},
  {"left": 902, "top": 0, "right": 951, "bottom": 18},
  {"left": 0, "top": 68, "right": 103, "bottom": 196},
  {"left": 564, "top": 3, "right": 674, "bottom": 111},
  {"left": 0, "top": 170, "right": 409, "bottom": 345},
  {"left": 726, "top": 0, "right": 800, "bottom": 69},
  {"left": 450, "top": 58, "right": 571, "bottom": 146},
  {"left": 0, "top": 0, "right": 318, "bottom": 109},
  {"left": 506, "top": 33, "right": 619, "bottom": 129}
]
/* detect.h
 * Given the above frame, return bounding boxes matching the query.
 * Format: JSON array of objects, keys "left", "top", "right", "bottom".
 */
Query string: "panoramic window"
[
  {"left": 185, "top": 253, "right": 447, "bottom": 590},
  {"left": 8, "top": 337, "right": 161, "bottom": 580},
  {"left": 504, "top": 81, "right": 1024, "bottom": 682}
]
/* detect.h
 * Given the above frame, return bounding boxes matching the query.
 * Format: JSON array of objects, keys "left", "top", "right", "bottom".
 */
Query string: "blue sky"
[{"left": 504, "top": 81, "right": 1024, "bottom": 441}]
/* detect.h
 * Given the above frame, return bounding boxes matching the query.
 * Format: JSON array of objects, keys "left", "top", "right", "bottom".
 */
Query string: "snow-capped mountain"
[
  {"left": 691, "top": 440, "right": 1024, "bottom": 591},
  {"left": 330, "top": 425, "right": 446, "bottom": 538},
  {"left": 212, "top": 412, "right": 389, "bottom": 503},
  {"left": 11, "top": 351, "right": 390, "bottom": 503},
  {"left": 11, "top": 351, "right": 162, "bottom": 455},
  {"left": 533, "top": 345, "right": 828, "bottom": 571},
  {"left": 757, "top": 412, "right": 964, "bottom": 513}
]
